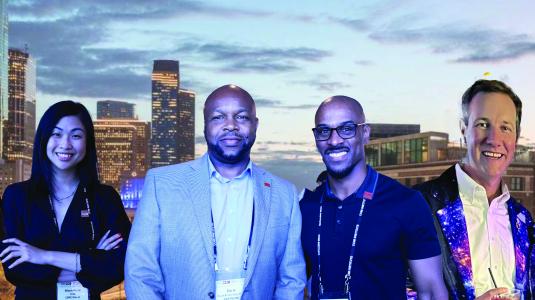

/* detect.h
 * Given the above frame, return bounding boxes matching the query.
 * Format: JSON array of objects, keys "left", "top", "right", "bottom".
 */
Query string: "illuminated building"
[
  {"left": 0, "top": 159, "right": 31, "bottom": 195},
  {"left": 3, "top": 48, "right": 35, "bottom": 166},
  {"left": 151, "top": 60, "right": 179, "bottom": 167},
  {"left": 120, "top": 176, "right": 145, "bottom": 210},
  {"left": 0, "top": 1, "right": 7, "bottom": 159},
  {"left": 94, "top": 119, "right": 149, "bottom": 191},
  {"left": 97, "top": 100, "right": 135, "bottom": 119},
  {"left": 177, "top": 89, "right": 195, "bottom": 162}
]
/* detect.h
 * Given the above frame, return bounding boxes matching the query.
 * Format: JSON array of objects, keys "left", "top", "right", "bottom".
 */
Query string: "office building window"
[
  {"left": 380, "top": 141, "right": 402, "bottom": 166},
  {"left": 404, "top": 138, "right": 428, "bottom": 164},
  {"left": 510, "top": 177, "right": 524, "bottom": 191},
  {"left": 365, "top": 144, "right": 379, "bottom": 167}
]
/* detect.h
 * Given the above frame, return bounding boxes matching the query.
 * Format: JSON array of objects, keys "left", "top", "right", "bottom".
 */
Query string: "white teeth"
[
  {"left": 57, "top": 153, "right": 73, "bottom": 159},
  {"left": 328, "top": 151, "right": 347, "bottom": 158},
  {"left": 482, "top": 151, "right": 503, "bottom": 158}
]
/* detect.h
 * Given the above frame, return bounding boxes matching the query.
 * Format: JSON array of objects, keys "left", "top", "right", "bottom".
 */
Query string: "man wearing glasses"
[{"left": 300, "top": 96, "right": 448, "bottom": 299}]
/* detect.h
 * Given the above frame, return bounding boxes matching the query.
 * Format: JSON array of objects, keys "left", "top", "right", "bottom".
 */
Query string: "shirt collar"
[
  {"left": 324, "top": 165, "right": 377, "bottom": 201},
  {"left": 455, "top": 163, "right": 510, "bottom": 207},
  {"left": 208, "top": 156, "right": 253, "bottom": 183}
]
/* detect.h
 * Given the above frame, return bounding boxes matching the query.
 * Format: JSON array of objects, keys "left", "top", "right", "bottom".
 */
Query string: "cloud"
[
  {"left": 293, "top": 79, "right": 351, "bottom": 92},
  {"left": 8, "top": 0, "right": 273, "bottom": 22},
  {"left": 255, "top": 98, "right": 316, "bottom": 110},
  {"left": 8, "top": 2, "right": 331, "bottom": 101},
  {"left": 8, "top": 18, "right": 157, "bottom": 99},
  {"left": 179, "top": 43, "right": 331, "bottom": 73},
  {"left": 9, "top": 19, "right": 155, "bottom": 98},
  {"left": 330, "top": 17, "right": 370, "bottom": 31},
  {"left": 368, "top": 22, "right": 535, "bottom": 63},
  {"left": 355, "top": 59, "right": 373, "bottom": 66}
]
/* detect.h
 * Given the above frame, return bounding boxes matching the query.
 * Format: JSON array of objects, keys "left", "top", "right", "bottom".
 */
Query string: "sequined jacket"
[{"left": 415, "top": 165, "right": 535, "bottom": 300}]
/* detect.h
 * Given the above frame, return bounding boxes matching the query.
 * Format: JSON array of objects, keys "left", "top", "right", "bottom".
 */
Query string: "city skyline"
[{"left": 6, "top": 0, "right": 535, "bottom": 189}]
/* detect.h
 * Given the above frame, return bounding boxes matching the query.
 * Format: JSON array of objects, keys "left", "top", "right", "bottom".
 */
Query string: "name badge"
[
  {"left": 216, "top": 278, "right": 245, "bottom": 300},
  {"left": 57, "top": 281, "right": 89, "bottom": 300}
]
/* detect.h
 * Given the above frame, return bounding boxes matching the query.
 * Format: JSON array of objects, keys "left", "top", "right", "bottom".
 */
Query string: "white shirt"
[
  {"left": 209, "top": 158, "right": 254, "bottom": 274},
  {"left": 455, "top": 164, "right": 515, "bottom": 296}
]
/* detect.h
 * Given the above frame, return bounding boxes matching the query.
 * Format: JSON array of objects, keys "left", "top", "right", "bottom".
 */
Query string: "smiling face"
[
  {"left": 204, "top": 91, "right": 258, "bottom": 165},
  {"left": 46, "top": 115, "right": 87, "bottom": 175},
  {"left": 314, "top": 98, "right": 370, "bottom": 179},
  {"left": 461, "top": 92, "right": 517, "bottom": 184}
]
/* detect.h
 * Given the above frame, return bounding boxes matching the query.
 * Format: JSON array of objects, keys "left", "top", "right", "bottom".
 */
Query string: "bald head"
[
  {"left": 203, "top": 84, "right": 259, "bottom": 168},
  {"left": 204, "top": 84, "right": 256, "bottom": 121},
  {"left": 315, "top": 95, "right": 365, "bottom": 125}
]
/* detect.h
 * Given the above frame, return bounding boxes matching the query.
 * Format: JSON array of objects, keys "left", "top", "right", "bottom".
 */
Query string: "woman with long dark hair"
[{"left": 0, "top": 101, "right": 131, "bottom": 299}]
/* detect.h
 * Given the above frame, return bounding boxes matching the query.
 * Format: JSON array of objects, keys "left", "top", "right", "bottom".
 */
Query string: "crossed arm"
[{"left": 0, "top": 184, "right": 131, "bottom": 291}]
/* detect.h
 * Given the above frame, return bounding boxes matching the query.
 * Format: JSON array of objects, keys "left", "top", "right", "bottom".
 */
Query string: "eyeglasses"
[{"left": 312, "top": 122, "right": 367, "bottom": 141}]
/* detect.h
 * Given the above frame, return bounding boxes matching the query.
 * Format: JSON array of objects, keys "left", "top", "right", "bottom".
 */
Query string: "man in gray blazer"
[{"left": 125, "top": 84, "right": 306, "bottom": 299}]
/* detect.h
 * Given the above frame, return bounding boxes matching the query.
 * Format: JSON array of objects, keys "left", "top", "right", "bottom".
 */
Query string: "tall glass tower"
[
  {"left": 0, "top": 0, "right": 8, "bottom": 159},
  {"left": 177, "top": 89, "right": 195, "bottom": 162},
  {"left": 3, "top": 48, "right": 36, "bottom": 163},
  {"left": 151, "top": 60, "right": 179, "bottom": 167}
]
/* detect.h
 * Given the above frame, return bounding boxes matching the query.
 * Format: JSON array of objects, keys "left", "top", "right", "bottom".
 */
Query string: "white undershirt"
[{"left": 455, "top": 164, "right": 515, "bottom": 296}]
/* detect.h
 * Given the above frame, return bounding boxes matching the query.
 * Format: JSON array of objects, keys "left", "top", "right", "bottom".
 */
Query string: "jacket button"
[{"left": 208, "top": 292, "right": 215, "bottom": 298}]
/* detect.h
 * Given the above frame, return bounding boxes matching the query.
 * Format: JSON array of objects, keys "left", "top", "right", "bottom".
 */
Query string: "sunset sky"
[{"left": 8, "top": 0, "right": 535, "bottom": 188}]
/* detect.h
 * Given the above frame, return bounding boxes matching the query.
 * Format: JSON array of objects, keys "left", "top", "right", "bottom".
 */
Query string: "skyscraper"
[
  {"left": 177, "top": 89, "right": 195, "bottom": 162},
  {"left": 97, "top": 100, "right": 135, "bottom": 119},
  {"left": 3, "top": 48, "right": 36, "bottom": 164},
  {"left": 151, "top": 60, "right": 179, "bottom": 167},
  {"left": 94, "top": 119, "right": 150, "bottom": 191},
  {"left": 0, "top": 1, "right": 8, "bottom": 159}
]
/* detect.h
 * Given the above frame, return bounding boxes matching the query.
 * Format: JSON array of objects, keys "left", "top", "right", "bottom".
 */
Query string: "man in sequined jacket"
[{"left": 415, "top": 80, "right": 535, "bottom": 300}]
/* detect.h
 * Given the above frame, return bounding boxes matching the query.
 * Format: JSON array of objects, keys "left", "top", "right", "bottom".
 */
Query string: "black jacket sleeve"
[
  {"left": 0, "top": 183, "right": 60, "bottom": 288},
  {"left": 76, "top": 185, "right": 131, "bottom": 292}
]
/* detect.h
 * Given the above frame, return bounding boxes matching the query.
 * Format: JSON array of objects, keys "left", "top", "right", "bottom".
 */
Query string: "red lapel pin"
[
  {"left": 264, "top": 182, "right": 271, "bottom": 187},
  {"left": 363, "top": 191, "right": 373, "bottom": 200}
]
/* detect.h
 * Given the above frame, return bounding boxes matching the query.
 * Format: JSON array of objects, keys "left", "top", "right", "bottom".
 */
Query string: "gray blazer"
[{"left": 125, "top": 154, "right": 306, "bottom": 299}]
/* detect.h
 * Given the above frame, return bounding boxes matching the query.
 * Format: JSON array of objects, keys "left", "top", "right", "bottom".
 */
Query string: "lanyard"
[
  {"left": 211, "top": 205, "right": 254, "bottom": 272},
  {"left": 317, "top": 170, "right": 378, "bottom": 295},
  {"left": 48, "top": 187, "right": 95, "bottom": 241}
]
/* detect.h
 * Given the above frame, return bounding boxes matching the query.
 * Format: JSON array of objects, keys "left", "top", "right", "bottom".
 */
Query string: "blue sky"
[{"left": 8, "top": 0, "right": 535, "bottom": 189}]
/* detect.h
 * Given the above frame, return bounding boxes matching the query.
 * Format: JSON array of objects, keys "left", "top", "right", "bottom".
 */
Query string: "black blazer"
[{"left": 0, "top": 180, "right": 131, "bottom": 300}]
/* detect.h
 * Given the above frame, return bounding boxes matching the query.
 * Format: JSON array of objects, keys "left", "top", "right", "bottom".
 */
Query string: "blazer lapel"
[
  {"left": 243, "top": 164, "right": 272, "bottom": 288},
  {"left": 507, "top": 200, "right": 529, "bottom": 291},
  {"left": 436, "top": 196, "right": 476, "bottom": 299},
  {"left": 186, "top": 154, "right": 215, "bottom": 267}
]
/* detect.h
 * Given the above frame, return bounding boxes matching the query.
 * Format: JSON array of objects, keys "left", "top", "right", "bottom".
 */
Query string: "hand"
[
  {"left": 475, "top": 288, "right": 508, "bottom": 300},
  {"left": 0, "top": 238, "right": 49, "bottom": 269},
  {"left": 96, "top": 230, "right": 123, "bottom": 251}
]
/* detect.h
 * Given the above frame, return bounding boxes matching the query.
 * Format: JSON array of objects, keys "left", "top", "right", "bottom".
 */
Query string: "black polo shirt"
[{"left": 300, "top": 166, "right": 440, "bottom": 299}]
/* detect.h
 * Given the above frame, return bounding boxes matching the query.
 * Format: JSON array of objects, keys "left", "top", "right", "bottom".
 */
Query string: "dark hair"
[
  {"left": 30, "top": 101, "right": 99, "bottom": 194},
  {"left": 461, "top": 79, "right": 522, "bottom": 140}
]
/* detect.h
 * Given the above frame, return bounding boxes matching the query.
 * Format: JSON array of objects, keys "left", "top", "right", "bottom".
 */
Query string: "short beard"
[
  {"left": 207, "top": 136, "right": 255, "bottom": 164},
  {"left": 325, "top": 161, "right": 357, "bottom": 179}
]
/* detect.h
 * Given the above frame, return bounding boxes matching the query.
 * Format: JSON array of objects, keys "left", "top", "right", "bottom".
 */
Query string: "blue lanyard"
[
  {"left": 316, "top": 170, "right": 378, "bottom": 295},
  {"left": 211, "top": 204, "right": 255, "bottom": 271}
]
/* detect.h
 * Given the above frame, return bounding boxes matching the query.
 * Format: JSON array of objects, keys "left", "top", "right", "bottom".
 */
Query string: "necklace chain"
[{"left": 53, "top": 184, "right": 78, "bottom": 202}]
